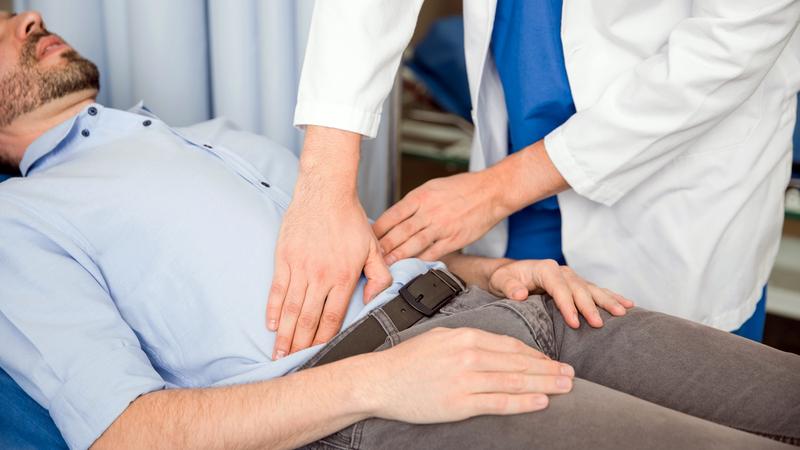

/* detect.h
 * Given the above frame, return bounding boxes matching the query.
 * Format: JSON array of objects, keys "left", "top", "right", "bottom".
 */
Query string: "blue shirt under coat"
[{"left": 491, "top": 0, "right": 575, "bottom": 263}]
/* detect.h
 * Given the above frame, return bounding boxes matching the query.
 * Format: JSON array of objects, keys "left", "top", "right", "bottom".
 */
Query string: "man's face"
[{"left": 0, "top": 11, "right": 99, "bottom": 129}]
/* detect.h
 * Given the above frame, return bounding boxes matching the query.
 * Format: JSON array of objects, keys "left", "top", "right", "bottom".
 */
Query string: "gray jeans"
[{"left": 300, "top": 287, "right": 800, "bottom": 449}]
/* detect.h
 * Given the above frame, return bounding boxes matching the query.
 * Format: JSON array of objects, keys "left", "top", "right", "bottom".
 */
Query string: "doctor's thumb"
[{"left": 363, "top": 245, "right": 393, "bottom": 303}]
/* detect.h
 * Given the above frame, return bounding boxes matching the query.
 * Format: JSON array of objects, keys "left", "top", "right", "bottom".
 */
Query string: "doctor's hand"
[
  {"left": 488, "top": 259, "right": 634, "bottom": 328},
  {"left": 267, "top": 126, "right": 392, "bottom": 359},
  {"left": 374, "top": 170, "right": 506, "bottom": 263}
]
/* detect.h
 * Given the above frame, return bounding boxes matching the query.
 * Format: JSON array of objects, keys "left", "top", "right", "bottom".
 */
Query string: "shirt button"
[
  {"left": 87, "top": 106, "right": 98, "bottom": 116},
  {"left": 143, "top": 120, "right": 152, "bottom": 127},
  {"left": 81, "top": 129, "right": 90, "bottom": 137}
]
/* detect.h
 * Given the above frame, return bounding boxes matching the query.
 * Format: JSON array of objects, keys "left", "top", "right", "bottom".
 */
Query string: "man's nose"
[{"left": 15, "top": 11, "right": 44, "bottom": 41}]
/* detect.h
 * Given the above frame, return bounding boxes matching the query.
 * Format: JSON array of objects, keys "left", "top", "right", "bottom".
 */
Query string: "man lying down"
[{"left": 1, "top": 10, "right": 799, "bottom": 450}]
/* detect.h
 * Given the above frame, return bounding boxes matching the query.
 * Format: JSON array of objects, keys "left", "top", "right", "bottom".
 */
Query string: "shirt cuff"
[
  {"left": 294, "top": 101, "right": 382, "bottom": 139},
  {"left": 544, "top": 127, "right": 624, "bottom": 206},
  {"left": 48, "top": 344, "right": 165, "bottom": 450}
]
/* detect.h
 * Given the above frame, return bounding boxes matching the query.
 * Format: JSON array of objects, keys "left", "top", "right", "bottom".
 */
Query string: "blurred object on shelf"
[
  {"left": 406, "top": 16, "right": 471, "bottom": 121},
  {"left": 400, "top": 15, "right": 473, "bottom": 196}
]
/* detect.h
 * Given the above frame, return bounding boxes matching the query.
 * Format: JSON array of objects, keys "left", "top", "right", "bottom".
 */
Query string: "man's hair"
[{"left": 0, "top": 30, "right": 100, "bottom": 128}]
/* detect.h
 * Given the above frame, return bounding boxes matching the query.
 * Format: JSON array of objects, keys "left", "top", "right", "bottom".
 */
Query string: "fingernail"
[
  {"left": 572, "top": 313, "right": 579, "bottom": 324},
  {"left": 268, "top": 320, "right": 277, "bottom": 331},
  {"left": 534, "top": 395, "right": 548, "bottom": 407},
  {"left": 385, "top": 255, "right": 397, "bottom": 265},
  {"left": 560, "top": 364, "right": 575, "bottom": 377},
  {"left": 275, "top": 350, "right": 285, "bottom": 360},
  {"left": 556, "top": 377, "right": 572, "bottom": 389},
  {"left": 513, "top": 289, "right": 527, "bottom": 299}
]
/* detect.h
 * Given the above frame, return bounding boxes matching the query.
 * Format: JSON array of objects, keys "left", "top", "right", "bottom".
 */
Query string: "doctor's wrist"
[
  {"left": 488, "top": 139, "right": 569, "bottom": 215},
  {"left": 297, "top": 125, "right": 362, "bottom": 195}
]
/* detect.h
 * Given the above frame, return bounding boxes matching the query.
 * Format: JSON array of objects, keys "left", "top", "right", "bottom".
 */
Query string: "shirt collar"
[
  {"left": 19, "top": 101, "right": 154, "bottom": 176},
  {"left": 18, "top": 109, "right": 82, "bottom": 176}
]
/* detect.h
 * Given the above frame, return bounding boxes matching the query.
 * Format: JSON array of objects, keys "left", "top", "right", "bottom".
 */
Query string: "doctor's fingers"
[
  {"left": 266, "top": 259, "right": 291, "bottom": 331},
  {"left": 379, "top": 215, "right": 430, "bottom": 262},
  {"left": 417, "top": 238, "right": 458, "bottom": 262},
  {"left": 288, "top": 283, "right": 330, "bottom": 354},
  {"left": 272, "top": 277, "right": 309, "bottom": 359},
  {"left": 312, "top": 281, "right": 356, "bottom": 346},
  {"left": 362, "top": 241, "right": 393, "bottom": 302},
  {"left": 561, "top": 268, "right": 603, "bottom": 328},
  {"left": 383, "top": 226, "right": 437, "bottom": 263},
  {"left": 373, "top": 196, "right": 420, "bottom": 240}
]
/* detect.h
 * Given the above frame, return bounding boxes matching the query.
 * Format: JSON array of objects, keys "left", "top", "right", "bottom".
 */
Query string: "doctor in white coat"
[{"left": 268, "top": 0, "right": 800, "bottom": 357}]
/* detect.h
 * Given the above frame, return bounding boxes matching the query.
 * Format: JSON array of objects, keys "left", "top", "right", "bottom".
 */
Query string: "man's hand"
[
  {"left": 267, "top": 126, "right": 392, "bottom": 359},
  {"left": 374, "top": 170, "right": 505, "bottom": 263},
  {"left": 366, "top": 327, "right": 575, "bottom": 423},
  {"left": 489, "top": 259, "right": 634, "bottom": 328},
  {"left": 373, "top": 139, "right": 568, "bottom": 263}
]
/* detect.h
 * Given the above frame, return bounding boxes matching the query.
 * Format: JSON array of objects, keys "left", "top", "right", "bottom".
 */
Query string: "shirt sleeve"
[
  {"left": 0, "top": 202, "right": 165, "bottom": 450},
  {"left": 294, "top": 0, "right": 425, "bottom": 138},
  {"left": 545, "top": 0, "right": 800, "bottom": 206}
]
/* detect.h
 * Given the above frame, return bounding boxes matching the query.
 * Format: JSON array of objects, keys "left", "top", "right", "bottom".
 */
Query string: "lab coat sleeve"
[
  {"left": 545, "top": 0, "right": 800, "bottom": 206},
  {"left": 294, "top": 0, "right": 425, "bottom": 138}
]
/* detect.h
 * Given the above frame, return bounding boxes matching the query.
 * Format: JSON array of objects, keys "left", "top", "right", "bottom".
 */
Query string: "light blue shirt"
[{"left": 0, "top": 103, "right": 439, "bottom": 449}]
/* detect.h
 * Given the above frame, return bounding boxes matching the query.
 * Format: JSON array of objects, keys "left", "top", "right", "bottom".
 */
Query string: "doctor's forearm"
[
  {"left": 297, "top": 125, "right": 362, "bottom": 196},
  {"left": 488, "top": 139, "right": 570, "bottom": 217}
]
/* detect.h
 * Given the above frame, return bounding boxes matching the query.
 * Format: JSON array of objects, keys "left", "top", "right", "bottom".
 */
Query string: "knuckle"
[
  {"left": 269, "top": 283, "right": 286, "bottom": 297},
  {"left": 458, "top": 349, "right": 480, "bottom": 368},
  {"left": 485, "top": 395, "right": 509, "bottom": 413},
  {"left": 505, "top": 373, "right": 526, "bottom": 392},
  {"left": 334, "top": 271, "right": 352, "bottom": 287},
  {"left": 283, "top": 301, "right": 303, "bottom": 316},
  {"left": 458, "top": 328, "right": 480, "bottom": 346},
  {"left": 542, "top": 259, "right": 560, "bottom": 270},
  {"left": 320, "top": 311, "right": 342, "bottom": 327},
  {"left": 296, "top": 313, "right": 318, "bottom": 330}
]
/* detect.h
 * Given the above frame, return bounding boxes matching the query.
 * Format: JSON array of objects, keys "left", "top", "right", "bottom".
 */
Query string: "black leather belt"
[{"left": 314, "top": 269, "right": 465, "bottom": 366}]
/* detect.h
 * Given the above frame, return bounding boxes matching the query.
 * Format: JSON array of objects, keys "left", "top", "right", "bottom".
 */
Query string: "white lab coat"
[{"left": 295, "top": 0, "right": 800, "bottom": 330}]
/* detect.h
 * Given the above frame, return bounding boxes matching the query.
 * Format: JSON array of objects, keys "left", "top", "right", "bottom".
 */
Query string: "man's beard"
[{"left": 0, "top": 32, "right": 100, "bottom": 128}]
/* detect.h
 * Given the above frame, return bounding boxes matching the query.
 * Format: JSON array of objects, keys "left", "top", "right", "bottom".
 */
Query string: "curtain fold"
[{"left": 13, "top": 0, "right": 393, "bottom": 214}]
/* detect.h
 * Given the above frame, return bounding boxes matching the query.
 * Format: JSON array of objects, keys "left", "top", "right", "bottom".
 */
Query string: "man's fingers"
[
  {"left": 383, "top": 228, "right": 436, "bottom": 264},
  {"left": 462, "top": 350, "right": 571, "bottom": 376},
  {"left": 489, "top": 269, "right": 530, "bottom": 301},
  {"left": 467, "top": 393, "right": 550, "bottom": 416},
  {"left": 458, "top": 328, "right": 549, "bottom": 360},
  {"left": 266, "top": 260, "right": 290, "bottom": 331},
  {"left": 311, "top": 285, "right": 351, "bottom": 346},
  {"left": 536, "top": 265, "right": 580, "bottom": 328},
  {"left": 363, "top": 242, "right": 393, "bottom": 303},
  {"left": 608, "top": 289, "right": 635, "bottom": 308},
  {"left": 272, "top": 277, "right": 308, "bottom": 360},
  {"left": 588, "top": 284, "right": 626, "bottom": 316},
  {"left": 562, "top": 269, "right": 603, "bottom": 328},
  {"left": 466, "top": 371, "right": 573, "bottom": 396},
  {"left": 288, "top": 284, "right": 328, "bottom": 354},
  {"left": 373, "top": 198, "right": 419, "bottom": 239}
]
